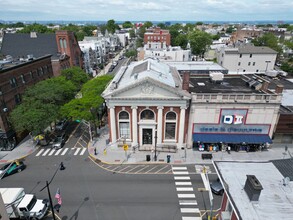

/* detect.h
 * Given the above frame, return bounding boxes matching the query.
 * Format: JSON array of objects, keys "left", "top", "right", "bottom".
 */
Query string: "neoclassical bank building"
[{"left": 102, "top": 58, "right": 191, "bottom": 151}]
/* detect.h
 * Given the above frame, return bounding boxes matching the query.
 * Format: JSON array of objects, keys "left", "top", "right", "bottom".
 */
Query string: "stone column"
[
  {"left": 178, "top": 107, "right": 186, "bottom": 147},
  {"left": 157, "top": 106, "right": 163, "bottom": 145},
  {"left": 109, "top": 107, "right": 116, "bottom": 143},
  {"left": 131, "top": 106, "right": 138, "bottom": 146}
]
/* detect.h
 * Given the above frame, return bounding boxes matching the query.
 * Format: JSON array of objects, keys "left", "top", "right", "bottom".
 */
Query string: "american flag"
[{"left": 55, "top": 188, "right": 62, "bottom": 205}]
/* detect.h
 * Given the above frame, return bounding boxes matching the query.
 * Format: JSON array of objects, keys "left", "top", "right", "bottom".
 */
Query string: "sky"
[{"left": 1, "top": 0, "right": 293, "bottom": 22}]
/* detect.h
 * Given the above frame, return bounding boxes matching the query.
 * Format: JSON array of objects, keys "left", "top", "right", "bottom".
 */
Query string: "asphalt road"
[{"left": 0, "top": 124, "right": 222, "bottom": 220}]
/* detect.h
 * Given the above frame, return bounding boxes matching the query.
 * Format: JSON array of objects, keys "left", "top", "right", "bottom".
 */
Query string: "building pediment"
[{"left": 103, "top": 77, "right": 191, "bottom": 100}]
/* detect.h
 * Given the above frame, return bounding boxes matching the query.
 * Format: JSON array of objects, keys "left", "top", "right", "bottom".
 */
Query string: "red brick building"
[
  {"left": 144, "top": 27, "right": 171, "bottom": 49},
  {"left": 0, "top": 55, "right": 53, "bottom": 150}
]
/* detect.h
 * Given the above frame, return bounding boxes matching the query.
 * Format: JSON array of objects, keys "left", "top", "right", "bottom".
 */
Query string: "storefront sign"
[{"left": 223, "top": 115, "right": 244, "bottom": 125}]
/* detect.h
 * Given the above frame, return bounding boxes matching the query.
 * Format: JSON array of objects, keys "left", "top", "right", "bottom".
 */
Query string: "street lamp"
[
  {"left": 40, "top": 162, "right": 65, "bottom": 220},
  {"left": 154, "top": 129, "right": 158, "bottom": 161}
]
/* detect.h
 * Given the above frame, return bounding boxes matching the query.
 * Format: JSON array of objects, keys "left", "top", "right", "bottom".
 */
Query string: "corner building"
[{"left": 102, "top": 58, "right": 191, "bottom": 150}]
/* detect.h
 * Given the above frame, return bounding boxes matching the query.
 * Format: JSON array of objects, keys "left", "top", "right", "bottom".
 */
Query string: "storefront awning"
[{"left": 193, "top": 133, "right": 272, "bottom": 144}]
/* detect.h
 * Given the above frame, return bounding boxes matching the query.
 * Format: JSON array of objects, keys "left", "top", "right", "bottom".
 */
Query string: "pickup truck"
[{"left": 0, "top": 188, "right": 48, "bottom": 219}]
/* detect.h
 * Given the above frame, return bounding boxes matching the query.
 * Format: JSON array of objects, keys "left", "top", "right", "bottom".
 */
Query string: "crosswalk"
[
  {"left": 172, "top": 166, "right": 202, "bottom": 220},
  {"left": 36, "top": 147, "right": 87, "bottom": 157}
]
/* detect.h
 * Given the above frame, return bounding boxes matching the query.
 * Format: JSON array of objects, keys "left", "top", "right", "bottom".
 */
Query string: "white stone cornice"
[
  {"left": 131, "top": 106, "right": 138, "bottom": 109},
  {"left": 157, "top": 106, "right": 164, "bottom": 110}
]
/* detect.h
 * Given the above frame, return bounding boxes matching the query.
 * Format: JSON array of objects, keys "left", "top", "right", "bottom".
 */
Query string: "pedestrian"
[{"left": 227, "top": 146, "right": 231, "bottom": 154}]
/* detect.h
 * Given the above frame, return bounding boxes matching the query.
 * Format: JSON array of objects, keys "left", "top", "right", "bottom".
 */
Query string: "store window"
[
  {"left": 119, "top": 111, "right": 130, "bottom": 139},
  {"left": 140, "top": 109, "right": 155, "bottom": 120},
  {"left": 165, "top": 112, "right": 177, "bottom": 140}
]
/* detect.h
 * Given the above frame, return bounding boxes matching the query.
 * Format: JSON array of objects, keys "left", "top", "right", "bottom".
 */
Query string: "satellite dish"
[{"left": 283, "top": 177, "right": 290, "bottom": 186}]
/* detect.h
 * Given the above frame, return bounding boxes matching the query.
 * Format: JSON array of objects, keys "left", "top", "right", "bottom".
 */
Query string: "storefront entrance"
[{"left": 143, "top": 129, "right": 153, "bottom": 145}]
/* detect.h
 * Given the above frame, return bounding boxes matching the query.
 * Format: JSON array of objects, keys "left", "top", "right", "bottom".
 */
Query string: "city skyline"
[{"left": 1, "top": 0, "right": 293, "bottom": 22}]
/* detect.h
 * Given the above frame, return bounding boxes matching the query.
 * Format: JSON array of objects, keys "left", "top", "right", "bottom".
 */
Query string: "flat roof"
[
  {"left": 189, "top": 75, "right": 264, "bottom": 94},
  {"left": 215, "top": 161, "right": 293, "bottom": 220},
  {"left": 165, "top": 61, "right": 227, "bottom": 72}
]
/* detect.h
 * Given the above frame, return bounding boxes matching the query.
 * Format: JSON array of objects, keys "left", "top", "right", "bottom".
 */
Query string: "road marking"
[
  {"left": 55, "top": 149, "right": 62, "bottom": 156},
  {"left": 176, "top": 187, "right": 194, "bottom": 191},
  {"left": 178, "top": 194, "right": 195, "bottom": 198},
  {"left": 135, "top": 165, "right": 149, "bottom": 173},
  {"left": 74, "top": 148, "right": 81, "bottom": 155},
  {"left": 61, "top": 148, "right": 69, "bottom": 155},
  {"left": 179, "top": 200, "right": 198, "bottom": 205},
  {"left": 201, "top": 173, "right": 210, "bottom": 190},
  {"left": 175, "top": 182, "right": 192, "bottom": 186},
  {"left": 80, "top": 148, "right": 87, "bottom": 155},
  {"left": 145, "top": 166, "right": 158, "bottom": 173},
  {"left": 155, "top": 165, "right": 170, "bottom": 173},
  {"left": 126, "top": 165, "right": 143, "bottom": 173},
  {"left": 48, "top": 149, "right": 55, "bottom": 156},
  {"left": 172, "top": 166, "right": 187, "bottom": 170},
  {"left": 42, "top": 149, "right": 51, "bottom": 156},
  {"left": 180, "top": 208, "right": 200, "bottom": 213},
  {"left": 174, "top": 176, "right": 190, "bottom": 180},
  {"left": 117, "top": 166, "right": 131, "bottom": 172},
  {"left": 36, "top": 149, "right": 44, "bottom": 157},
  {"left": 182, "top": 217, "right": 202, "bottom": 220},
  {"left": 173, "top": 171, "right": 189, "bottom": 175}
]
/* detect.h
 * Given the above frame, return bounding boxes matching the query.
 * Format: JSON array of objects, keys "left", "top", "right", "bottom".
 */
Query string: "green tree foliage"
[
  {"left": 136, "top": 38, "right": 144, "bottom": 48},
  {"left": 182, "top": 23, "right": 195, "bottom": 33},
  {"left": 169, "top": 24, "right": 181, "bottom": 46},
  {"left": 195, "top": 22, "right": 203, "bottom": 26},
  {"left": 82, "top": 25, "right": 96, "bottom": 36},
  {"left": 129, "top": 29, "right": 136, "bottom": 38},
  {"left": 157, "top": 23, "right": 166, "bottom": 29},
  {"left": 106, "top": 19, "right": 120, "bottom": 34},
  {"left": 284, "top": 40, "right": 293, "bottom": 50},
  {"left": 252, "top": 33, "right": 282, "bottom": 53},
  {"left": 174, "top": 34, "right": 188, "bottom": 49},
  {"left": 225, "top": 26, "right": 234, "bottom": 34},
  {"left": 188, "top": 30, "right": 212, "bottom": 56},
  {"left": 122, "top": 21, "right": 133, "bottom": 29},
  {"left": 125, "top": 49, "right": 137, "bottom": 58},
  {"left": 61, "top": 67, "right": 90, "bottom": 90},
  {"left": 143, "top": 21, "right": 153, "bottom": 29},
  {"left": 278, "top": 24, "right": 293, "bottom": 31},
  {"left": 60, "top": 75, "right": 113, "bottom": 121},
  {"left": 17, "top": 23, "right": 54, "bottom": 33},
  {"left": 281, "top": 62, "right": 293, "bottom": 75}
]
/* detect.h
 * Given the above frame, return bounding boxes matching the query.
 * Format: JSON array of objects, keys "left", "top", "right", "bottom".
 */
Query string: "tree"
[
  {"left": 252, "top": 33, "right": 282, "bottom": 53},
  {"left": 143, "top": 21, "right": 153, "bottom": 29},
  {"left": 129, "top": 29, "right": 135, "bottom": 39},
  {"left": 17, "top": 23, "right": 53, "bottom": 33},
  {"left": 82, "top": 25, "right": 96, "bottom": 36},
  {"left": 106, "top": 19, "right": 120, "bottom": 34},
  {"left": 60, "top": 75, "right": 113, "bottom": 123},
  {"left": 174, "top": 34, "right": 188, "bottom": 49},
  {"left": 122, "top": 21, "right": 133, "bottom": 29},
  {"left": 281, "top": 62, "right": 293, "bottom": 75},
  {"left": 125, "top": 49, "right": 137, "bottom": 58},
  {"left": 157, "top": 23, "right": 166, "bottom": 29},
  {"left": 225, "top": 26, "right": 234, "bottom": 34},
  {"left": 61, "top": 67, "right": 90, "bottom": 90},
  {"left": 196, "top": 22, "right": 203, "bottom": 26},
  {"left": 188, "top": 30, "right": 212, "bottom": 56}
]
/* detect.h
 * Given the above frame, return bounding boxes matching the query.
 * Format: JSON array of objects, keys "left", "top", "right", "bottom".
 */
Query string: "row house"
[{"left": 144, "top": 27, "right": 171, "bottom": 49}]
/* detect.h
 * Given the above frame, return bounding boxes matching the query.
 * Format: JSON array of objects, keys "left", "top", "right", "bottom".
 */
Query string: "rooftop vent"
[
  {"left": 30, "top": 31, "right": 37, "bottom": 38},
  {"left": 244, "top": 175, "right": 263, "bottom": 201},
  {"left": 209, "top": 71, "right": 224, "bottom": 83}
]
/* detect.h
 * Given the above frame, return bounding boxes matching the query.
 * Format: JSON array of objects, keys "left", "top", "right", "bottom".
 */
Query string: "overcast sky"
[{"left": 1, "top": 0, "right": 293, "bottom": 22}]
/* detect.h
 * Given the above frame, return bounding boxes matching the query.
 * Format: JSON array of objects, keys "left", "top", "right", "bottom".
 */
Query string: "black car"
[
  {"left": 0, "top": 161, "right": 26, "bottom": 178},
  {"left": 55, "top": 119, "right": 69, "bottom": 131},
  {"left": 210, "top": 178, "right": 224, "bottom": 195},
  {"left": 52, "top": 133, "right": 69, "bottom": 149}
]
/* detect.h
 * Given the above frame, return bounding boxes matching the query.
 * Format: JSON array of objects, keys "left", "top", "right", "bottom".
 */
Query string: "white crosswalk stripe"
[
  {"left": 179, "top": 200, "right": 198, "bottom": 205},
  {"left": 181, "top": 208, "right": 200, "bottom": 213},
  {"left": 173, "top": 171, "right": 189, "bottom": 175},
  {"left": 176, "top": 187, "right": 193, "bottom": 191},
  {"left": 36, "top": 147, "right": 87, "bottom": 157},
  {"left": 182, "top": 217, "right": 202, "bottom": 220},
  {"left": 36, "top": 149, "right": 44, "bottom": 157},
  {"left": 178, "top": 194, "right": 196, "bottom": 198},
  {"left": 42, "top": 149, "right": 51, "bottom": 156},
  {"left": 174, "top": 176, "right": 190, "bottom": 180},
  {"left": 80, "top": 148, "right": 87, "bottom": 155},
  {"left": 175, "top": 182, "right": 192, "bottom": 186},
  {"left": 172, "top": 166, "right": 187, "bottom": 170}
]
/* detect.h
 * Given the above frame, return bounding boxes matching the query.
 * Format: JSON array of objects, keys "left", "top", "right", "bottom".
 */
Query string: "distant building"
[
  {"left": 217, "top": 44, "right": 277, "bottom": 74},
  {"left": 0, "top": 55, "right": 54, "bottom": 150},
  {"left": 144, "top": 27, "right": 171, "bottom": 49},
  {"left": 231, "top": 28, "right": 263, "bottom": 43},
  {"left": 0, "top": 31, "right": 83, "bottom": 76}
]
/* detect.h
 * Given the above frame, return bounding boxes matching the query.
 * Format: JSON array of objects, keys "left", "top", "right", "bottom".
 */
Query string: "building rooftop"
[
  {"left": 224, "top": 45, "right": 278, "bottom": 54},
  {"left": 164, "top": 61, "right": 227, "bottom": 73},
  {"left": 188, "top": 74, "right": 264, "bottom": 94},
  {"left": 215, "top": 160, "right": 293, "bottom": 220}
]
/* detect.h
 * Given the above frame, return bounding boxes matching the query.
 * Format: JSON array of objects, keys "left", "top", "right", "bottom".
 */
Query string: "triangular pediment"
[{"left": 103, "top": 77, "right": 190, "bottom": 100}]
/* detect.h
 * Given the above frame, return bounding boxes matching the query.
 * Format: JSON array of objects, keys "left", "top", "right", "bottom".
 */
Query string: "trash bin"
[
  {"left": 167, "top": 155, "right": 171, "bottom": 163},
  {"left": 146, "top": 155, "right": 151, "bottom": 161}
]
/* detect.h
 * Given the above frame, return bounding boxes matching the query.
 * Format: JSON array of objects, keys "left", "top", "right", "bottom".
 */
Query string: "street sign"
[{"left": 123, "top": 144, "right": 128, "bottom": 151}]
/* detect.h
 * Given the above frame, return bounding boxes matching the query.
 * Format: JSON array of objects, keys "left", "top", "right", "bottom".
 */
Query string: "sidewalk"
[{"left": 1, "top": 128, "right": 292, "bottom": 165}]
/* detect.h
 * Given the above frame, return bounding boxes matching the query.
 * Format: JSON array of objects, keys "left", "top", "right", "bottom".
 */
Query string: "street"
[{"left": 0, "top": 124, "right": 222, "bottom": 220}]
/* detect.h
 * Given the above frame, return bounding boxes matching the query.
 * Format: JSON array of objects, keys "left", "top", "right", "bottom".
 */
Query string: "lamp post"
[
  {"left": 40, "top": 162, "right": 65, "bottom": 220},
  {"left": 154, "top": 129, "right": 158, "bottom": 161}
]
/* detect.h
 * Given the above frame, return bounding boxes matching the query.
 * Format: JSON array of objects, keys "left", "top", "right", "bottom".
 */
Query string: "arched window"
[
  {"left": 63, "top": 39, "right": 67, "bottom": 48},
  {"left": 140, "top": 109, "right": 155, "bottom": 120},
  {"left": 119, "top": 111, "right": 130, "bottom": 139},
  {"left": 165, "top": 111, "right": 177, "bottom": 140},
  {"left": 59, "top": 39, "right": 63, "bottom": 48}
]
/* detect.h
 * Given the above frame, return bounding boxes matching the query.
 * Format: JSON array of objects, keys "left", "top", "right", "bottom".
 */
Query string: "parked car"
[
  {"left": 0, "top": 161, "right": 26, "bottom": 178},
  {"left": 52, "top": 133, "right": 69, "bottom": 149},
  {"left": 55, "top": 119, "right": 69, "bottom": 131},
  {"left": 210, "top": 178, "right": 224, "bottom": 195}
]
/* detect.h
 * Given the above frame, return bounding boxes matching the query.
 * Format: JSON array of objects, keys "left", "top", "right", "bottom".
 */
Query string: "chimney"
[
  {"left": 182, "top": 71, "right": 190, "bottom": 92},
  {"left": 261, "top": 80, "right": 269, "bottom": 92},
  {"left": 275, "top": 84, "right": 284, "bottom": 94},
  {"left": 244, "top": 175, "right": 263, "bottom": 201}
]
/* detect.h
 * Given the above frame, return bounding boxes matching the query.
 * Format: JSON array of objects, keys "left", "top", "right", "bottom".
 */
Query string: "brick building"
[
  {"left": 144, "top": 27, "right": 171, "bottom": 49},
  {"left": 0, "top": 55, "right": 53, "bottom": 150},
  {"left": 0, "top": 30, "right": 83, "bottom": 76}
]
